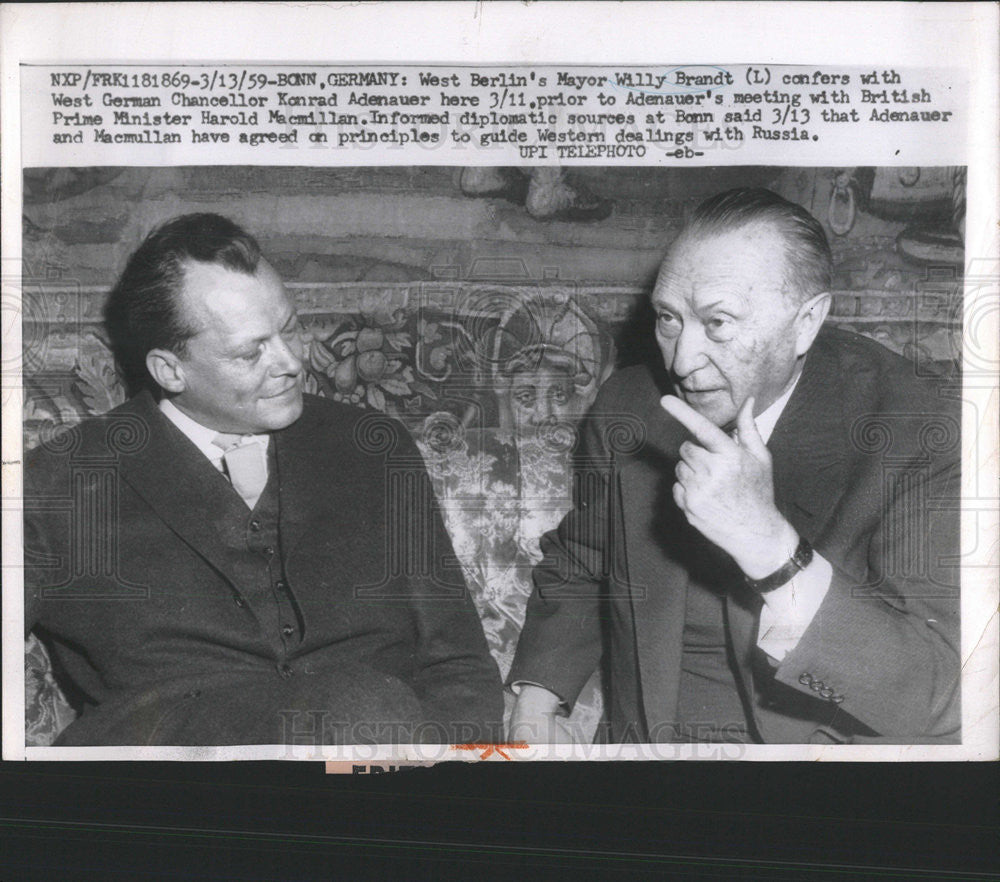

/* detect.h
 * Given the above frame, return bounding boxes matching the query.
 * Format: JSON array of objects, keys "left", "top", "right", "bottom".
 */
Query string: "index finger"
[{"left": 659, "top": 395, "right": 733, "bottom": 452}]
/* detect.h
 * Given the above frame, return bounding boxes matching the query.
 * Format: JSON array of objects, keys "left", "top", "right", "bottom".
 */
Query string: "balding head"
[{"left": 678, "top": 187, "right": 832, "bottom": 305}]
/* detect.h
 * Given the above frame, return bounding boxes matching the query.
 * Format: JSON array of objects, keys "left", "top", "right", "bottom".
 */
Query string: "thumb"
[{"left": 735, "top": 396, "right": 768, "bottom": 458}]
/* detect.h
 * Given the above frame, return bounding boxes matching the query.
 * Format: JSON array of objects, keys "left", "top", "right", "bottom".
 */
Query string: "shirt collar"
[
  {"left": 754, "top": 367, "right": 803, "bottom": 444},
  {"left": 158, "top": 397, "right": 270, "bottom": 463}
]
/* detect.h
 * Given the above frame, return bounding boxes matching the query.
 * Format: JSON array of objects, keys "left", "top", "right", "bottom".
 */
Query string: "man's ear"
[
  {"left": 793, "top": 292, "right": 831, "bottom": 357},
  {"left": 146, "top": 348, "right": 187, "bottom": 394}
]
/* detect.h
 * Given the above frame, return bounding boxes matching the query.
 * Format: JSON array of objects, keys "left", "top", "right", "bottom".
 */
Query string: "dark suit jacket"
[
  {"left": 25, "top": 391, "right": 503, "bottom": 745},
  {"left": 509, "top": 328, "right": 961, "bottom": 744}
]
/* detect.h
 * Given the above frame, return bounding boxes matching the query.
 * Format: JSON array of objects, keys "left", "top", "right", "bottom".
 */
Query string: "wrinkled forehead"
[{"left": 653, "top": 223, "right": 790, "bottom": 308}]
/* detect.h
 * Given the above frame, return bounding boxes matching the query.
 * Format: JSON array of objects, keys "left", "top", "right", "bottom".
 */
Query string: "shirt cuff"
[
  {"left": 508, "top": 680, "right": 570, "bottom": 713},
  {"left": 756, "top": 552, "right": 833, "bottom": 662}
]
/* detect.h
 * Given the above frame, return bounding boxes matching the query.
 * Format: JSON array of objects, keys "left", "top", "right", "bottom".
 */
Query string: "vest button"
[
  {"left": 277, "top": 663, "right": 293, "bottom": 679},
  {"left": 275, "top": 580, "right": 287, "bottom": 592},
  {"left": 281, "top": 624, "right": 295, "bottom": 638},
  {"left": 249, "top": 519, "right": 261, "bottom": 532},
  {"left": 262, "top": 546, "right": 275, "bottom": 558},
  {"left": 233, "top": 595, "right": 246, "bottom": 608}
]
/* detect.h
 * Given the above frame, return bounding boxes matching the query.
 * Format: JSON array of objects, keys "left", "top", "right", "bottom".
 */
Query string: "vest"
[
  {"left": 211, "top": 445, "right": 304, "bottom": 671},
  {"left": 671, "top": 531, "right": 758, "bottom": 743},
  {"left": 674, "top": 581, "right": 753, "bottom": 742}
]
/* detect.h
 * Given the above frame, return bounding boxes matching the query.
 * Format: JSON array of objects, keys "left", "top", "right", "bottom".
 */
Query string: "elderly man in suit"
[
  {"left": 25, "top": 213, "right": 503, "bottom": 747},
  {"left": 509, "top": 188, "right": 961, "bottom": 745}
]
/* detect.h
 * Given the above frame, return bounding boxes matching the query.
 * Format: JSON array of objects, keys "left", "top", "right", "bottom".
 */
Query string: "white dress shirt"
[{"left": 158, "top": 398, "right": 271, "bottom": 509}]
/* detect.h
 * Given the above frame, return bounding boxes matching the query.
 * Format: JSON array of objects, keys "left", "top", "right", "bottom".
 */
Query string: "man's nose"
[
  {"left": 529, "top": 397, "right": 554, "bottom": 426},
  {"left": 669, "top": 324, "right": 708, "bottom": 379},
  {"left": 270, "top": 333, "right": 304, "bottom": 375}
]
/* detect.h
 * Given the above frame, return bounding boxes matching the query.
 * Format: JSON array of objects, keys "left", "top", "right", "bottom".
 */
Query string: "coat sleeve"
[
  {"left": 773, "top": 434, "right": 962, "bottom": 741},
  {"left": 506, "top": 407, "right": 615, "bottom": 711}
]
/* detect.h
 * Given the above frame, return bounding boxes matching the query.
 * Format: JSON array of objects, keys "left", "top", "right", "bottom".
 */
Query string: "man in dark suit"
[
  {"left": 25, "top": 213, "right": 503, "bottom": 747},
  {"left": 509, "top": 188, "right": 961, "bottom": 745}
]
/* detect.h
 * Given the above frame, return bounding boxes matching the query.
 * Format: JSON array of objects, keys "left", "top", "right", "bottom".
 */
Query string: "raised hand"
[{"left": 660, "top": 395, "right": 799, "bottom": 580}]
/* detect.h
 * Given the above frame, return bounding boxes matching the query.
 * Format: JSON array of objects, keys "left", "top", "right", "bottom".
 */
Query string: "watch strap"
[{"left": 744, "top": 535, "right": 813, "bottom": 594}]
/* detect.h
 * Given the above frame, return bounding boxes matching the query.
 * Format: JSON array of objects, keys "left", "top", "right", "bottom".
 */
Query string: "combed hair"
[
  {"left": 686, "top": 187, "right": 832, "bottom": 301},
  {"left": 104, "top": 213, "right": 261, "bottom": 392}
]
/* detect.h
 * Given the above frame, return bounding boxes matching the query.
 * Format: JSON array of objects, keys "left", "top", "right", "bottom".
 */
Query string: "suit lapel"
[
  {"left": 768, "top": 335, "right": 848, "bottom": 548},
  {"left": 619, "top": 399, "right": 690, "bottom": 735},
  {"left": 725, "top": 336, "right": 849, "bottom": 734},
  {"left": 115, "top": 392, "right": 250, "bottom": 590},
  {"left": 120, "top": 395, "right": 339, "bottom": 583},
  {"left": 273, "top": 400, "right": 330, "bottom": 562}
]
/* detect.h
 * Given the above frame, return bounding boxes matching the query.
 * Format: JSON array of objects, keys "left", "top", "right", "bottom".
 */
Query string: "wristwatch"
[{"left": 744, "top": 535, "right": 813, "bottom": 594}]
